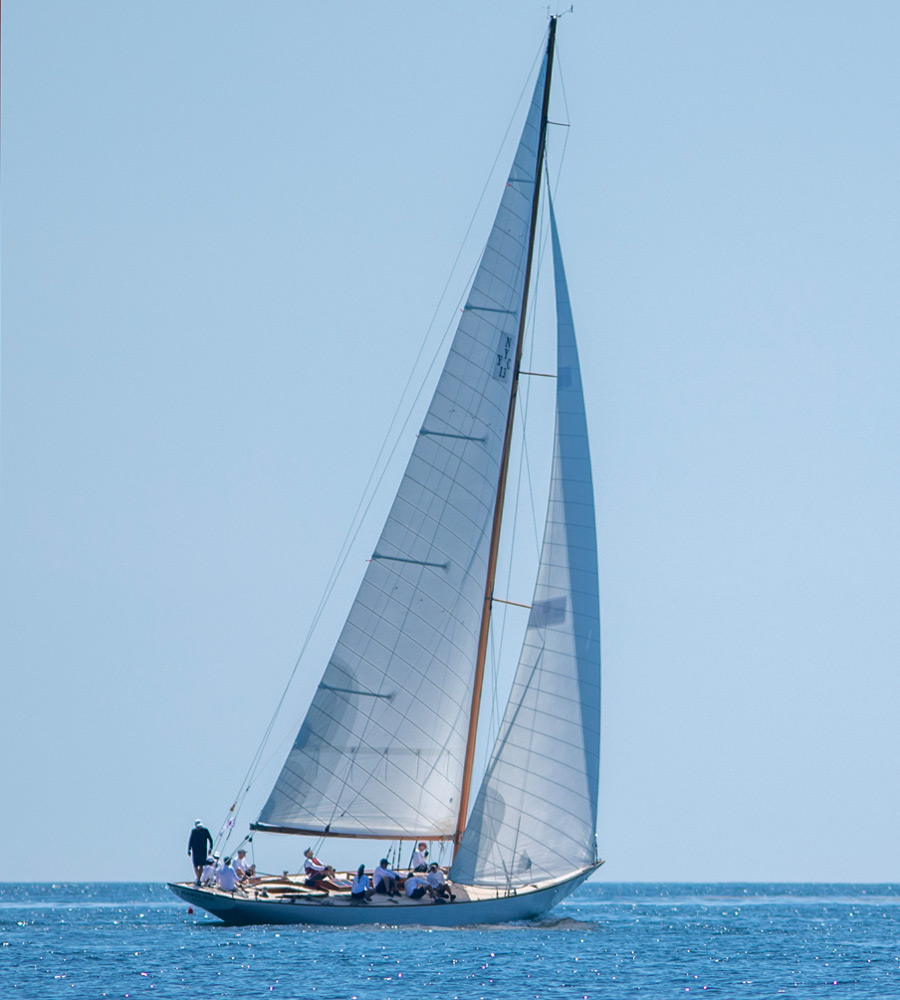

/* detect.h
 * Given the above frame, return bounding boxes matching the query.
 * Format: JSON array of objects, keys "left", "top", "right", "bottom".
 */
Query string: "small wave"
[{"left": 528, "top": 916, "right": 596, "bottom": 930}]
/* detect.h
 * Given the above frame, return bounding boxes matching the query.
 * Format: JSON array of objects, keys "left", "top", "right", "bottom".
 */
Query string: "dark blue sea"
[{"left": 1, "top": 883, "right": 898, "bottom": 998}]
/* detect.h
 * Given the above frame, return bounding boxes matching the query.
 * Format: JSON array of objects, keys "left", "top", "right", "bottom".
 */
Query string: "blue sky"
[{"left": 3, "top": 1, "right": 899, "bottom": 882}]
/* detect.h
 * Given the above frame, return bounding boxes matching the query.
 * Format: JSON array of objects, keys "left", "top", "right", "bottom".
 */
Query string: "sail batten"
[{"left": 256, "top": 53, "right": 551, "bottom": 842}]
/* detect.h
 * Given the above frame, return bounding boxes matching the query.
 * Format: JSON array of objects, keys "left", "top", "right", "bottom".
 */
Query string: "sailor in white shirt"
[
  {"left": 373, "top": 859, "right": 400, "bottom": 896},
  {"left": 426, "top": 862, "right": 456, "bottom": 901},
  {"left": 404, "top": 874, "right": 429, "bottom": 900},
  {"left": 216, "top": 857, "right": 239, "bottom": 892},
  {"left": 233, "top": 849, "right": 249, "bottom": 878},
  {"left": 201, "top": 853, "right": 220, "bottom": 885},
  {"left": 410, "top": 841, "right": 429, "bottom": 871}
]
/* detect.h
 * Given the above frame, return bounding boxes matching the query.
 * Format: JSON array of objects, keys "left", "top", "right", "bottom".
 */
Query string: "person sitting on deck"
[
  {"left": 410, "top": 841, "right": 429, "bottom": 871},
  {"left": 231, "top": 847, "right": 256, "bottom": 882},
  {"left": 303, "top": 848, "right": 343, "bottom": 891},
  {"left": 216, "top": 857, "right": 239, "bottom": 892},
  {"left": 373, "top": 859, "right": 400, "bottom": 896},
  {"left": 303, "top": 848, "right": 334, "bottom": 883},
  {"left": 404, "top": 874, "right": 430, "bottom": 900},
  {"left": 426, "top": 862, "right": 456, "bottom": 901},
  {"left": 201, "top": 853, "right": 220, "bottom": 886},
  {"left": 350, "top": 865, "right": 374, "bottom": 903}
]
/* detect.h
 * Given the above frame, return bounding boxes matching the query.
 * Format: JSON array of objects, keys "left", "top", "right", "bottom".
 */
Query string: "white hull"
[{"left": 167, "top": 864, "right": 599, "bottom": 926}]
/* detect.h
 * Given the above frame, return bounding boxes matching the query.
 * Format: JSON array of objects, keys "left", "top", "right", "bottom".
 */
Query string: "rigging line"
[
  {"left": 492, "top": 147, "right": 552, "bottom": 674},
  {"left": 487, "top": 606, "right": 502, "bottom": 755},
  {"left": 362, "top": 32, "right": 549, "bottom": 482},
  {"left": 485, "top": 206, "right": 559, "bottom": 803},
  {"left": 490, "top": 406, "right": 527, "bottom": 725},
  {"left": 354, "top": 29, "right": 550, "bottom": 503},
  {"left": 514, "top": 156, "right": 572, "bottom": 571},
  {"left": 556, "top": 43, "right": 571, "bottom": 136},
  {"left": 508, "top": 811, "right": 527, "bottom": 892},
  {"left": 308, "top": 248, "right": 556, "bottom": 844},
  {"left": 486, "top": 155, "right": 551, "bottom": 754},
  {"left": 316, "top": 193, "right": 568, "bottom": 836},
  {"left": 219, "top": 58, "right": 550, "bottom": 829},
  {"left": 224, "top": 35, "right": 555, "bottom": 834},
  {"left": 521, "top": 216, "right": 543, "bottom": 548},
  {"left": 486, "top": 451, "right": 517, "bottom": 756},
  {"left": 456, "top": 16, "right": 559, "bottom": 854},
  {"left": 320, "top": 40, "right": 551, "bottom": 576},
  {"left": 546, "top": 48, "right": 571, "bottom": 201},
  {"left": 490, "top": 408, "right": 529, "bottom": 748},
  {"left": 520, "top": 193, "right": 552, "bottom": 559},
  {"left": 523, "top": 169, "right": 560, "bottom": 565}
]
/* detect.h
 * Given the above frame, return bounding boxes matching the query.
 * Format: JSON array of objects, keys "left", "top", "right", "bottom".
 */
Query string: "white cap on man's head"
[{"left": 195, "top": 819, "right": 202, "bottom": 827}]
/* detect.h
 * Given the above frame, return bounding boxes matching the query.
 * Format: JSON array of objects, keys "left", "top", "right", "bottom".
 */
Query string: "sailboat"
[{"left": 168, "top": 16, "right": 602, "bottom": 926}]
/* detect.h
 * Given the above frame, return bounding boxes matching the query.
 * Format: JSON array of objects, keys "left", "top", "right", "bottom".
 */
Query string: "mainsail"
[
  {"left": 255, "top": 52, "right": 551, "bottom": 839},
  {"left": 451, "top": 198, "right": 601, "bottom": 886}
]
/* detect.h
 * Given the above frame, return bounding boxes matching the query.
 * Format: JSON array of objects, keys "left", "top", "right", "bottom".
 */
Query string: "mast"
[{"left": 453, "top": 16, "right": 558, "bottom": 856}]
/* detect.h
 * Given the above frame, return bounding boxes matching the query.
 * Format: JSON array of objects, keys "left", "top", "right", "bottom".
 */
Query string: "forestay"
[
  {"left": 256, "top": 55, "right": 551, "bottom": 839},
  {"left": 451, "top": 198, "right": 601, "bottom": 885}
]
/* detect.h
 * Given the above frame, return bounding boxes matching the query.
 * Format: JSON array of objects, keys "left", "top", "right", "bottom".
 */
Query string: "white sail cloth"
[
  {"left": 451, "top": 200, "right": 601, "bottom": 886},
  {"left": 256, "top": 56, "right": 550, "bottom": 839}
]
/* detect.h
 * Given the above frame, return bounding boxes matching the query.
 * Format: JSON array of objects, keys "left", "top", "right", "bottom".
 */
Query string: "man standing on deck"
[{"left": 188, "top": 819, "right": 214, "bottom": 885}]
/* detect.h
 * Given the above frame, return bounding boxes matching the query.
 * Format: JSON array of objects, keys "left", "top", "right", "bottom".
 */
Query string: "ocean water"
[{"left": 1, "top": 883, "right": 898, "bottom": 998}]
